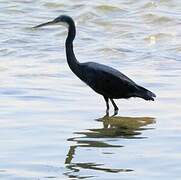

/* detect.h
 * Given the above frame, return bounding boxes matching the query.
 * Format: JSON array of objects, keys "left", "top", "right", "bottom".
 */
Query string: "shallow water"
[{"left": 0, "top": 0, "right": 181, "bottom": 179}]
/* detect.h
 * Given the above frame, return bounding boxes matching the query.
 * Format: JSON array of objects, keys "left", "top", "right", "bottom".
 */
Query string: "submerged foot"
[
  {"left": 113, "top": 109, "right": 118, "bottom": 116},
  {"left": 106, "top": 109, "right": 109, "bottom": 116}
]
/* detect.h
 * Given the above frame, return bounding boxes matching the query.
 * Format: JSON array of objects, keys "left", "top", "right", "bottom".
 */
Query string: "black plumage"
[{"left": 34, "top": 15, "right": 156, "bottom": 115}]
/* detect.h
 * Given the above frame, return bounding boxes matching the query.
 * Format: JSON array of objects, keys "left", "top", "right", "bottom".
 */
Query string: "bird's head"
[{"left": 33, "top": 15, "right": 74, "bottom": 29}]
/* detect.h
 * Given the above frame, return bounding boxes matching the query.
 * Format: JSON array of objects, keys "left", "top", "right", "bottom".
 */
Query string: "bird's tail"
[{"left": 136, "top": 85, "right": 156, "bottom": 101}]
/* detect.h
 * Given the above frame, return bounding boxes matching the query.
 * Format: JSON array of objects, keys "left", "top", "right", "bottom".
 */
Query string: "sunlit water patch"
[{"left": 0, "top": 0, "right": 181, "bottom": 179}]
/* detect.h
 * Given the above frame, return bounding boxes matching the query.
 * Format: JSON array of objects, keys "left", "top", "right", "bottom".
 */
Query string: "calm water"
[{"left": 0, "top": 0, "right": 181, "bottom": 179}]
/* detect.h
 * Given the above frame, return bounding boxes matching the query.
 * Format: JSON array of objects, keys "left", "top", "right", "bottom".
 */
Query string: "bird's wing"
[
  {"left": 82, "top": 62, "right": 136, "bottom": 84},
  {"left": 81, "top": 62, "right": 139, "bottom": 98}
]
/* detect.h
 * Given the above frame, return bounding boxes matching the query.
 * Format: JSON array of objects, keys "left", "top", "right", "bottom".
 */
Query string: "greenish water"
[{"left": 0, "top": 0, "right": 181, "bottom": 179}]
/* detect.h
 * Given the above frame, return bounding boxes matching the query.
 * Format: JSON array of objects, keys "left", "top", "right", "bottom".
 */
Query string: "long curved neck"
[{"left": 65, "top": 20, "right": 81, "bottom": 77}]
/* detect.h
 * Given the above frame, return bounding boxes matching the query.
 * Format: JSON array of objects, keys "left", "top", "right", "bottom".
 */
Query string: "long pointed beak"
[{"left": 33, "top": 20, "right": 56, "bottom": 28}]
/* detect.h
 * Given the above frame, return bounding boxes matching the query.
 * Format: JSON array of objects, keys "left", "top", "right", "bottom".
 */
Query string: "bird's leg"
[
  {"left": 110, "top": 99, "right": 119, "bottom": 115},
  {"left": 103, "top": 96, "right": 109, "bottom": 116}
]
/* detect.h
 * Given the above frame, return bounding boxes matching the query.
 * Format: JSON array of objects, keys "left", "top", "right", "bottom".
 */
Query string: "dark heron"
[{"left": 34, "top": 15, "right": 156, "bottom": 115}]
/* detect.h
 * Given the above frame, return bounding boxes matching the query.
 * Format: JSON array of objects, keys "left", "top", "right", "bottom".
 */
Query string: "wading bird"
[{"left": 34, "top": 15, "right": 156, "bottom": 115}]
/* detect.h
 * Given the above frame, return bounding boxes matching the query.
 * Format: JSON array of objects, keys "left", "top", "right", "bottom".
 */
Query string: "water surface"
[{"left": 0, "top": 0, "right": 181, "bottom": 179}]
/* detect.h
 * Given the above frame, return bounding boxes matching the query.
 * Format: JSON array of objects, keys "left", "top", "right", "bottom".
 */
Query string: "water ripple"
[{"left": 0, "top": 0, "right": 181, "bottom": 179}]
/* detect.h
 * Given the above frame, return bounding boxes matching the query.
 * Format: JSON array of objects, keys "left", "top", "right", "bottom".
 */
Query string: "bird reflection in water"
[{"left": 64, "top": 115, "right": 155, "bottom": 179}]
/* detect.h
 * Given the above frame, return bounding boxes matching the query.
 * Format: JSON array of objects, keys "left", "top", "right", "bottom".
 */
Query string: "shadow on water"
[{"left": 64, "top": 115, "right": 156, "bottom": 179}]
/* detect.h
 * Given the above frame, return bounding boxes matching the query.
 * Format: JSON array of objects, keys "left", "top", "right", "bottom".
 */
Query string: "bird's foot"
[
  {"left": 106, "top": 110, "right": 109, "bottom": 116},
  {"left": 113, "top": 109, "right": 118, "bottom": 116}
]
